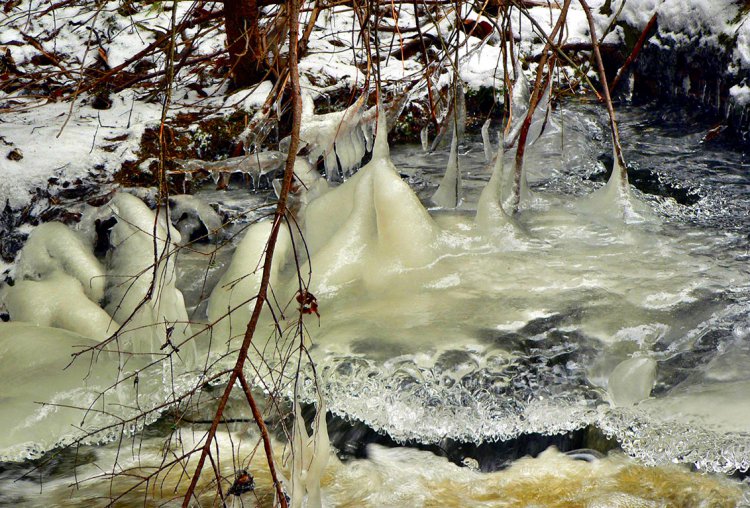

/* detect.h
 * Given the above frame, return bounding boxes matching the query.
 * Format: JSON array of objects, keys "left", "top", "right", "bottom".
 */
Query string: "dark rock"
[
  {"left": 57, "top": 183, "right": 96, "bottom": 200},
  {"left": 91, "top": 94, "right": 112, "bottom": 110},
  {"left": 86, "top": 190, "right": 115, "bottom": 207},
  {"left": 6, "top": 148, "right": 22, "bottom": 161},
  {"left": 0, "top": 230, "right": 26, "bottom": 262},
  {"left": 94, "top": 216, "right": 118, "bottom": 256}
]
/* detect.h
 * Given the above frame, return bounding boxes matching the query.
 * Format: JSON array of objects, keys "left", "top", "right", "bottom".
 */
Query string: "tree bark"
[{"left": 224, "top": 0, "right": 266, "bottom": 88}]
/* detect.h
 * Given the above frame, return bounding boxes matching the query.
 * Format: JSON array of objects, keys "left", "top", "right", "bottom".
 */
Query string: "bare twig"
[
  {"left": 181, "top": 0, "right": 304, "bottom": 504},
  {"left": 579, "top": 0, "right": 627, "bottom": 185},
  {"left": 609, "top": 12, "right": 657, "bottom": 95}
]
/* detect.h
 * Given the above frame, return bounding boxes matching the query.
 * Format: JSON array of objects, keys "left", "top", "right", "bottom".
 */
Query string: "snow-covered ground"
[{"left": 1, "top": 0, "right": 748, "bottom": 229}]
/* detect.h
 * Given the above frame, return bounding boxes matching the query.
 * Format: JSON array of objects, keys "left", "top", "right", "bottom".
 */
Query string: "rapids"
[{"left": 1, "top": 100, "right": 750, "bottom": 505}]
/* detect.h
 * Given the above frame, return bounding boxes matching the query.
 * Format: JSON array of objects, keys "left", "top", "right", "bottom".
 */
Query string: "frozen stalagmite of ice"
[
  {"left": 607, "top": 357, "right": 657, "bottom": 407},
  {"left": 15, "top": 222, "right": 106, "bottom": 303},
  {"left": 454, "top": 80, "right": 467, "bottom": 143},
  {"left": 206, "top": 219, "right": 292, "bottom": 344},
  {"left": 476, "top": 139, "right": 513, "bottom": 231},
  {"left": 579, "top": 149, "right": 654, "bottom": 224},
  {"left": 430, "top": 79, "right": 467, "bottom": 151},
  {"left": 4, "top": 273, "right": 117, "bottom": 341},
  {"left": 96, "top": 193, "right": 192, "bottom": 355},
  {"left": 505, "top": 77, "right": 551, "bottom": 150},
  {"left": 288, "top": 400, "right": 329, "bottom": 508},
  {"left": 432, "top": 130, "right": 463, "bottom": 208},
  {"left": 303, "top": 110, "right": 438, "bottom": 292},
  {"left": 503, "top": 59, "right": 531, "bottom": 149}
]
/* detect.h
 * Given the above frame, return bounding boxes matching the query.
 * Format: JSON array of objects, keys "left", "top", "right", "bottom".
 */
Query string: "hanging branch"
[
  {"left": 579, "top": 0, "right": 627, "bottom": 188},
  {"left": 510, "top": 0, "right": 571, "bottom": 214},
  {"left": 180, "top": 0, "right": 304, "bottom": 504},
  {"left": 609, "top": 12, "right": 658, "bottom": 95}
]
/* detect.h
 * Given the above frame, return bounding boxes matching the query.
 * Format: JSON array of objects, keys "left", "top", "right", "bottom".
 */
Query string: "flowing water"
[{"left": 2, "top": 100, "right": 750, "bottom": 506}]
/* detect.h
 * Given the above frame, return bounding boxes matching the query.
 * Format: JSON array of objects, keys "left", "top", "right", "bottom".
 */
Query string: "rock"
[
  {"left": 6, "top": 148, "right": 22, "bottom": 161},
  {"left": 0, "top": 230, "right": 26, "bottom": 262}
]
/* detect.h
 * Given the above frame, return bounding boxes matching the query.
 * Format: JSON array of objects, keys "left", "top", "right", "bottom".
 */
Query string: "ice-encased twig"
[
  {"left": 481, "top": 117, "right": 493, "bottom": 162},
  {"left": 174, "top": 151, "right": 286, "bottom": 188},
  {"left": 299, "top": 95, "right": 368, "bottom": 181}
]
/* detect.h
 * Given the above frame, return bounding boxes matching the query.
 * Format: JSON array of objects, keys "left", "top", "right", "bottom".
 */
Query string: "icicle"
[
  {"left": 349, "top": 126, "right": 366, "bottom": 172},
  {"left": 420, "top": 125, "right": 430, "bottom": 151},
  {"left": 481, "top": 118, "right": 493, "bottom": 162},
  {"left": 300, "top": 95, "right": 368, "bottom": 179},
  {"left": 432, "top": 130, "right": 462, "bottom": 208},
  {"left": 288, "top": 400, "right": 330, "bottom": 508},
  {"left": 476, "top": 131, "right": 512, "bottom": 230},
  {"left": 324, "top": 150, "right": 340, "bottom": 181}
]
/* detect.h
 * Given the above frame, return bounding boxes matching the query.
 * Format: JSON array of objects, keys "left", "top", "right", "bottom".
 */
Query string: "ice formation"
[
  {"left": 288, "top": 401, "right": 330, "bottom": 508},
  {"left": 430, "top": 79, "right": 467, "bottom": 151},
  {"left": 299, "top": 95, "right": 371, "bottom": 181},
  {"left": 168, "top": 194, "right": 224, "bottom": 243},
  {"left": 579, "top": 149, "right": 652, "bottom": 224},
  {"left": 476, "top": 136, "right": 513, "bottom": 231},
  {"left": 481, "top": 118, "right": 493, "bottom": 162},
  {"left": 95, "top": 193, "right": 192, "bottom": 355},
  {"left": 432, "top": 130, "right": 463, "bottom": 208},
  {"left": 504, "top": 66, "right": 551, "bottom": 151},
  {"left": 15, "top": 221, "right": 106, "bottom": 302},
  {"left": 0, "top": 323, "right": 112, "bottom": 460},
  {"left": 206, "top": 219, "right": 293, "bottom": 345},
  {"left": 420, "top": 125, "right": 430, "bottom": 151},
  {"left": 179, "top": 151, "right": 285, "bottom": 189},
  {"left": 3, "top": 273, "right": 117, "bottom": 341},
  {"left": 503, "top": 59, "right": 531, "bottom": 149},
  {"left": 607, "top": 357, "right": 657, "bottom": 407},
  {"left": 303, "top": 110, "right": 438, "bottom": 292},
  {"left": 276, "top": 158, "right": 330, "bottom": 219}
]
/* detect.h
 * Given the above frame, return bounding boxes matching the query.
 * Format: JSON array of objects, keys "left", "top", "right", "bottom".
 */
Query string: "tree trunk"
[{"left": 224, "top": 0, "right": 266, "bottom": 88}]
